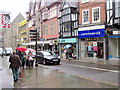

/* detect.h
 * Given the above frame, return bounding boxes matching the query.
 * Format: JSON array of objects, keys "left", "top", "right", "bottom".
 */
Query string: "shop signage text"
[
  {"left": 59, "top": 38, "right": 77, "bottom": 43},
  {"left": 78, "top": 29, "right": 105, "bottom": 38}
]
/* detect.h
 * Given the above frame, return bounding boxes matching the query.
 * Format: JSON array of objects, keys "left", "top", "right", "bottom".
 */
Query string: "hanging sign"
[{"left": 1, "top": 11, "right": 11, "bottom": 28}]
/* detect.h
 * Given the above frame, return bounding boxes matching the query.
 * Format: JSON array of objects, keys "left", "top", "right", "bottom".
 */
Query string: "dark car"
[{"left": 36, "top": 51, "right": 60, "bottom": 65}]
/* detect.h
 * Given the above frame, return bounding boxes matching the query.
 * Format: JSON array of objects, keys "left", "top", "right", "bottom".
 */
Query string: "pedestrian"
[
  {"left": 66, "top": 49, "right": 70, "bottom": 60},
  {"left": 26, "top": 56, "right": 30, "bottom": 68},
  {"left": 28, "top": 51, "right": 34, "bottom": 67},
  {"left": 21, "top": 52, "right": 27, "bottom": 69},
  {"left": 9, "top": 51, "right": 21, "bottom": 82}
]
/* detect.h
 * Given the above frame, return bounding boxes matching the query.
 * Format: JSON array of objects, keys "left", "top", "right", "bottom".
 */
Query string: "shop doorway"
[{"left": 97, "top": 42, "right": 104, "bottom": 58}]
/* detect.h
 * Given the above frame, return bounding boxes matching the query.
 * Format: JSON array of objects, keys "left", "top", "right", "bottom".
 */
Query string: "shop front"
[
  {"left": 108, "top": 30, "right": 120, "bottom": 59},
  {"left": 78, "top": 25, "right": 105, "bottom": 59},
  {"left": 58, "top": 38, "right": 78, "bottom": 59}
]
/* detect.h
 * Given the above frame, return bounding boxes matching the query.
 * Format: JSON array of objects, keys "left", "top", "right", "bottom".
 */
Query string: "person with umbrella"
[
  {"left": 64, "top": 44, "right": 72, "bottom": 60},
  {"left": 28, "top": 51, "right": 34, "bottom": 67},
  {"left": 16, "top": 47, "right": 27, "bottom": 60},
  {"left": 66, "top": 48, "right": 70, "bottom": 60},
  {"left": 21, "top": 51, "right": 27, "bottom": 69}
]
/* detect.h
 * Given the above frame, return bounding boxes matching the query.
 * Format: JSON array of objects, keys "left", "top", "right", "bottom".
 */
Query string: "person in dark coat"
[
  {"left": 16, "top": 50, "right": 22, "bottom": 60},
  {"left": 66, "top": 49, "right": 70, "bottom": 60},
  {"left": 9, "top": 52, "right": 21, "bottom": 82}
]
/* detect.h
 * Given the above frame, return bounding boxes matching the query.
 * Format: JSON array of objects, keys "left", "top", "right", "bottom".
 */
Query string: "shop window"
[{"left": 80, "top": 41, "right": 104, "bottom": 58}]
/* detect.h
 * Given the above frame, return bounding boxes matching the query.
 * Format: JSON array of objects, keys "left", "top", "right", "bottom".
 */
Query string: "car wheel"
[
  {"left": 43, "top": 60, "right": 46, "bottom": 65},
  {"left": 56, "top": 62, "right": 60, "bottom": 65}
]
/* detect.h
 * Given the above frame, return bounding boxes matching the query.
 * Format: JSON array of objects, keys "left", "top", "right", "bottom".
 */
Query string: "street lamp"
[{"left": 35, "top": 28, "right": 38, "bottom": 67}]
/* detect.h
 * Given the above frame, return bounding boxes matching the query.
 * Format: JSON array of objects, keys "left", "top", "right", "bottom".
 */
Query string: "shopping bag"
[{"left": 19, "top": 70, "right": 23, "bottom": 78}]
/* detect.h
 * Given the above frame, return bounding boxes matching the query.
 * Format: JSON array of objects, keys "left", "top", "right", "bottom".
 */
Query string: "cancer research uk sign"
[
  {"left": 78, "top": 29, "right": 105, "bottom": 38},
  {"left": 0, "top": 11, "right": 11, "bottom": 28}
]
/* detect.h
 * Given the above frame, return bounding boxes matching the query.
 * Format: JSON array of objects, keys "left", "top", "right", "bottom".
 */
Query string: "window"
[
  {"left": 42, "top": 10, "right": 48, "bottom": 20},
  {"left": 58, "top": 8, "right": 61, "bottom": 17},
  {"left": 74, "top": 21, "right": 78, "bottom": 28},
  {"left": 92, "top": 7, "right": 100, "bottom": 22},
  {"left": 66, "top": 8, "right": 70, "bottom": 14},
  {"left": 50, "top": 22, "right": 54, "bottom": 35},
  {"left": 82, "top": 9, "right": 89, "bottom": 23},
  {"left": 44, "top": 24, "right": 48, "bottom": 36},
  {"left": 82, "top": 0, "right": 89, "bottom": 3},
  {"left": 115, "top": 1, "right": 120, "bottom": 17},
  {"left": 49, "top": 6, "right": 57, "bottom": 19},
  {"left": 64, "top": 22, "right": 71, "bottom": 32}
]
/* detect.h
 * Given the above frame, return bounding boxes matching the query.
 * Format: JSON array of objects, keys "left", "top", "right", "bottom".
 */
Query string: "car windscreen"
[{"left": 42, "top": 52, "right": 55, "bottom": 56}]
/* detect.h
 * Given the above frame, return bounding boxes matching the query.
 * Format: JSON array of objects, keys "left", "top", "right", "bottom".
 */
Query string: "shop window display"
[{"left": 81, "top": 41, "right": 103, "bottom": 58}]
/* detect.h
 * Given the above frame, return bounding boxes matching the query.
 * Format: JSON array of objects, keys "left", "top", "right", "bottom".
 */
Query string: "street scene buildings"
[
  {"left": 0, "top": 0, "right": 120, "bottom": 89},
  {"left": 0, "top": 0, "right": 119, "bottom": 60}
]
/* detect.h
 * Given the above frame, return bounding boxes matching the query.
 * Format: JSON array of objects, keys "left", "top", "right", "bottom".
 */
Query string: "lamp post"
[{"left": 35, "top": 28, "right": 38, "bottom": 67}]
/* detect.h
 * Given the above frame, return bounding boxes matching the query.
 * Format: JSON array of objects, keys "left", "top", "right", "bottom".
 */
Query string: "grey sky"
[{"left": 0, "top": 0, "right": 30, "bottom": 21}]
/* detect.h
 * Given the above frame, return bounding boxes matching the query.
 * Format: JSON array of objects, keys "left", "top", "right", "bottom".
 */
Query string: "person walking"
[
  {"left": 66, "top": 49, "right": 70, "bottom": 60},
  {"left": 21, "top": 52, "right": 27, "bottom": 69},
  {"left": 28, "top": 51, "right": 34, "bottom": 67},
  {"left": 9, "top": 52, "right": 21, "bottom": 82},
  {"left": 16, "top": 50, "right": 21, "bottom": 60}
]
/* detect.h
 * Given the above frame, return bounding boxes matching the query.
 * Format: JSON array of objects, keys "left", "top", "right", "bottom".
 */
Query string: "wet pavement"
[
  {"left": 0, "top": 56, "right": 14, "bottom": 89},
  {"left": 0, "top": 56, "right": 119, "bottom": 88}
]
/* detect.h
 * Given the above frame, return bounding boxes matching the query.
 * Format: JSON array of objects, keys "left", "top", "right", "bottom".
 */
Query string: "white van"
[
  {"left": 5, "top": 47, "right": 13, "bottom": 55},
  {"left": 0, "top": 48, "right": 3, "bottom": 55}
]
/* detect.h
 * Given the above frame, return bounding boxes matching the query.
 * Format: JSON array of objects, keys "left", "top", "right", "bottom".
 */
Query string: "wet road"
[{"left": 0, "top": 56, "right": 118, "bottom": 88}]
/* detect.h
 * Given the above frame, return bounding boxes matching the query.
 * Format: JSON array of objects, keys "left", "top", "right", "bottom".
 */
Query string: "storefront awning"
[{"left": 109, "top": 36, "right": 120, "bottom": 38}]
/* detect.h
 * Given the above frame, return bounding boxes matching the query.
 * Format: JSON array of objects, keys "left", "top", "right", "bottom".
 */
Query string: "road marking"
[{"left": 62, "top": 63, "right": 119, "bottom": 73}]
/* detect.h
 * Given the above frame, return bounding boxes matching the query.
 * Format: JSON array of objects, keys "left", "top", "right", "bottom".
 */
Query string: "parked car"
[{"left": 36, "top": 51, "right": 60, "bottom": 65}]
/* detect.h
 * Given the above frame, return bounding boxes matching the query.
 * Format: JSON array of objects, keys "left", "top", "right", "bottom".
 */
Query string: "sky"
[{"left": 0, "top": 0, "right": 30, "bottom": 22}]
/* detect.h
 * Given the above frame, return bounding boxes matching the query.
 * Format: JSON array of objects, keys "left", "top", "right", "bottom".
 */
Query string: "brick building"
[{"left": 78, "top": 0, "right": 107, "bottom": 59}]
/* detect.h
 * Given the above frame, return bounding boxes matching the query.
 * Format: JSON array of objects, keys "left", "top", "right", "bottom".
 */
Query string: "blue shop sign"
[
  {"left": 59, "top": 38, "right": 77, "bottom": 43},
  {"left": 78, "top": 29, "right": 105, "bottom": 38}
]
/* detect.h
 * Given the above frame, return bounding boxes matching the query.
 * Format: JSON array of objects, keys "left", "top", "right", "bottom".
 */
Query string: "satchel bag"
[{"left": 19, "top": 69, "right": 23, "bottom": 78}]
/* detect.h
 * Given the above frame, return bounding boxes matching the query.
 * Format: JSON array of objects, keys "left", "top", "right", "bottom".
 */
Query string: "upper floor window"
[
  {"left": 49, "top": 6, "right": 57, "bottom": 19},
  {"left": 71, "top": 13, "right": 78, "bottom": 21},
  {"left": 62, "top": 8, "right": 70, "bottom": 15},
  {"left": 44, "top": 24, "right": 48, "bottom": 36},
  {"left": 115, "top": 1, "right": 120, "bottom": 17},
  {"left": 92, "top": 7, "right": 100, "bottom": 22},
  {"left": 50, "top": 22, "right": 54, "bottom": 35},
  {"left": 42, "top": 10, "right": 48, "bottom": 20},
  {"left": 64, "top": 22, "right": 71, "bottom": 32},
  {"left": 62, "top": 15, "right": 70, "bottom": 22},
  {"left": 82, "top": 0, "right": 89, "bottom": 3},
  {"left": 58, "top": 7, "right": 61, "bottom": 17},
  {"left": 82, "top": 9, "right": 89, "bottom": 24}
]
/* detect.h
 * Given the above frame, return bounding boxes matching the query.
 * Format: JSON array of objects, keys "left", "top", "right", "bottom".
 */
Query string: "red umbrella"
[{"left": 16, "top": 47, "right": 26, "bottom": 52}]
